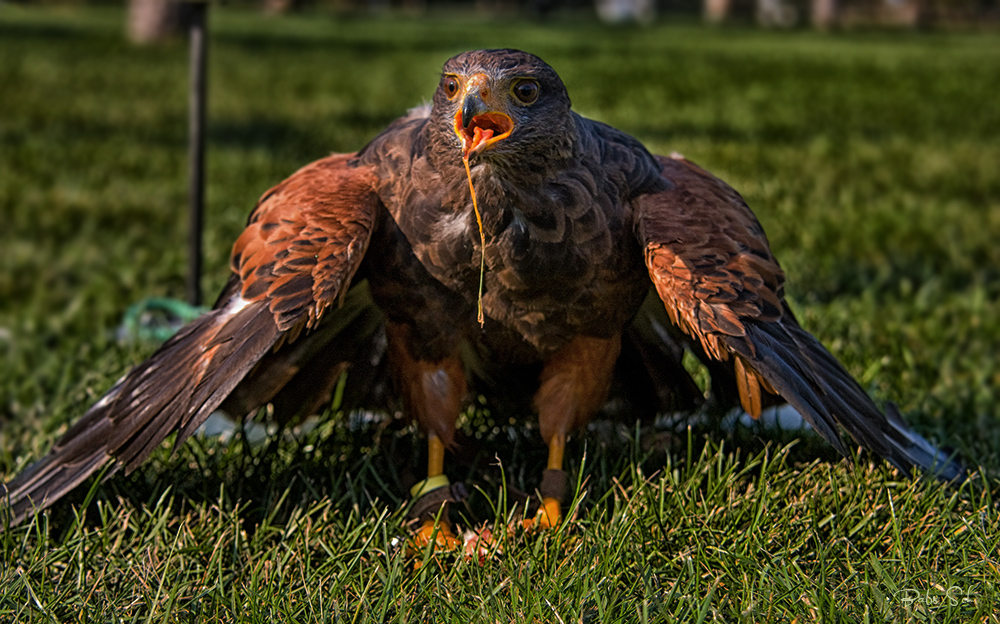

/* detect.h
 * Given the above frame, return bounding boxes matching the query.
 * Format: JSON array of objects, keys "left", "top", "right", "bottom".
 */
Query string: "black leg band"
[
  {"left": 406, "top": 481, "right": 468, "bottom": 522},
  {"left": 539, "top": 468, "right": 569, "bottom": 504},
  {"left": 407, "top": 485, "right": 453, "bottom": 522}
]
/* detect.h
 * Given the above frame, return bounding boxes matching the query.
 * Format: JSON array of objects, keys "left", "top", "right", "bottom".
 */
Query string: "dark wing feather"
[
  {"left": 635, "top": 154, "right": 963, "bottom": 481},
  {"left": 2, "top": 154, "right": 382, "bottom": 523},
  {"left": 220, "top": 280, "right": 390, "bottom": 425}
]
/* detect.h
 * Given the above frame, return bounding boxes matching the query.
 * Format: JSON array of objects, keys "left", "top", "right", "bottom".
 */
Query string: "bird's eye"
[
  {"left": 511, "top": 80, "right": 538, "bottom": 104},
  {"left": 512, "top": 79, "right": 539, "bottom": 104},
  {"left": 443, "top": 76, "right": 460, "bottom": 99}
]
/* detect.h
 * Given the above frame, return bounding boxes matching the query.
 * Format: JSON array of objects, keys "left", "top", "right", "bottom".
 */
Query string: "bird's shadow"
[{"left": 31, "top": 406, "right": 846, "bottom": 540}]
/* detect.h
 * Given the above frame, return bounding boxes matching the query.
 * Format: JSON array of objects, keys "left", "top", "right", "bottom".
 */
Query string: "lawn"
[{"left": 1, "top": 5, "right": 999, "bottom": 622}]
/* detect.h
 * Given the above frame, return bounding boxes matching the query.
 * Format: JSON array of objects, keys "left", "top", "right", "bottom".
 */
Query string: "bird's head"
[{"left": 431, "top": 49, "right": 575, "bottom": 166}]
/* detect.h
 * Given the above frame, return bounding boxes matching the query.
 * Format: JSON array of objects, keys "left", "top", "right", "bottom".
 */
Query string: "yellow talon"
[
  {"left": 411, "top": 518, "right": 461, "bottom": 552},
  {"left": 536, "top": 496, "right": 562, "bottom": 529},
  {"left": 522, "top": 496, "right": 563, "bottom": 531}
]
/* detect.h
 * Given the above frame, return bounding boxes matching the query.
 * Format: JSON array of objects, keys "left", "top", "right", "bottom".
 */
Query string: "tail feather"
[
  {"left": 724, "top": 318, "right": 964, "bottom": 482},
  {"left": 2, "top": 295, "right": 282, "bottom": 525}
]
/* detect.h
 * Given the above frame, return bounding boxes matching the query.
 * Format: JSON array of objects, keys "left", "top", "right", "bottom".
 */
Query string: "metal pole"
[{"left": 187, "top": 2, "right": 208, "bottom": 306}]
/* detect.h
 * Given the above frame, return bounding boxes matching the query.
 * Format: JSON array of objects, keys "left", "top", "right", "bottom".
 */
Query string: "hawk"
[{"left": 2, "top": 49, "right": 962, "bottom": 544}]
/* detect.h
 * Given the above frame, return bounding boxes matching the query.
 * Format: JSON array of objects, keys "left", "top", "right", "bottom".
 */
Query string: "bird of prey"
[{"left": 2, "top": 49, "right": 962, "bottom": 545}]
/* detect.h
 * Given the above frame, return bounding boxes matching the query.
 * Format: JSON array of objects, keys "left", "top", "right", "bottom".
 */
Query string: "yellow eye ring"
[{"left": 511, "top": 79, "right": 539, "bottom": 104}]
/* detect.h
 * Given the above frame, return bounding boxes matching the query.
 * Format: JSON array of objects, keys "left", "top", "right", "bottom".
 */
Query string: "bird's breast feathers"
[
  {"left": 356, "top": 103, "right": 657, "bottom": 349},
  {"left": 378, "top": 164, "right": 645, "bottom": 348}
]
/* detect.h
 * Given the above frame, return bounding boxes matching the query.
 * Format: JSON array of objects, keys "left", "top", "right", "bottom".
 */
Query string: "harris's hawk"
[{"left": 1, "top": 50, "right": 962, "bottom": 543}]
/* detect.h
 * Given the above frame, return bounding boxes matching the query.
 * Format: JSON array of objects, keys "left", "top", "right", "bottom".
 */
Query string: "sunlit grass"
[{"left": 1, "top": 5, "right": 998, "bottom": 621}]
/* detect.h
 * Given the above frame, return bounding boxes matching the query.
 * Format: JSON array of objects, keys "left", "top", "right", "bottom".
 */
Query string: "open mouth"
[{"left": 454, "top": 111, "right": 514, "bottom": 159}]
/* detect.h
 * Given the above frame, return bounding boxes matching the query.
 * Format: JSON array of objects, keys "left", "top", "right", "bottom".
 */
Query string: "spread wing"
[
  {"left": 635, "top": 154, "right": 963, "bottom": 481},
  {"left": 2, "top": 153, "right": 382, "bottom": 523}
]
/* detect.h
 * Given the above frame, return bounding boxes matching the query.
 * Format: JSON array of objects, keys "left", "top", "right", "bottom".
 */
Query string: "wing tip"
[
  {"left": 884, "top": 402, "right": 967, "bottom": 483},
  {"left": 1, "top": 449, "right": 115, "bottom": 529},
  {"left": 726, "top": 323, "right": 967, "bottom": 484}
]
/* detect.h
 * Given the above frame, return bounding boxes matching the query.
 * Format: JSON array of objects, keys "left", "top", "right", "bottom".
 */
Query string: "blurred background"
[{"left": 120, "top": 0, "right": 999, "bottom": 34}]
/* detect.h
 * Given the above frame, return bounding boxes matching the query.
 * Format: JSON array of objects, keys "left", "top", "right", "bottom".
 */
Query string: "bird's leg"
[
  {"left": 409, "top": 432, "right": 460, "bottom": 549},
  {"left": 386, "top": 322, "right": 465, "bottom": 550},
  {"left": 534, "top": 428, "right": 567, "bottom": 529},
  {"left": 531, "top": 334, "right": 622, "bottom": 529}
]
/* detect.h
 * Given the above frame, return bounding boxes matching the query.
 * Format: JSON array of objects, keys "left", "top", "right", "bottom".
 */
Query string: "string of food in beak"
[
  {"left": 462, "top": 145, "right": 487, "bottom": 327},
  {"left": 456, "top": 107, "right": 512, "bottom": 328}
]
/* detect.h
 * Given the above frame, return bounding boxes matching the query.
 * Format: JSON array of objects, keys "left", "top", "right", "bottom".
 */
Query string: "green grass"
[{"left": 2, "top": 5, "right": 999, "bottom": 622}]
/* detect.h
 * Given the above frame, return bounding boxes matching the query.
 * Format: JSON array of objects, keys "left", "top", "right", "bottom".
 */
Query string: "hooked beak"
[{"left": 454, "top": 79, "right": 514, "bottom": 159}]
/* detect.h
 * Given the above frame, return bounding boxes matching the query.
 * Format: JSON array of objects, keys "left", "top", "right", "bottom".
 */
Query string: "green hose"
[{"left": 117, "top": 297, "right": 207, "bottom": 344}]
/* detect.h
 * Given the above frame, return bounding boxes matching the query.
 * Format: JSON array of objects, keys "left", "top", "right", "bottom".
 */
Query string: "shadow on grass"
[{"left": 32, "top": 405, "right": 853, "bottom": 542}]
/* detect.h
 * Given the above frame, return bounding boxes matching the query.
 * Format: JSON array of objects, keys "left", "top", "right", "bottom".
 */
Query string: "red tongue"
[{"left": 464, "top": 126, "right": 495, "bottom": 158}]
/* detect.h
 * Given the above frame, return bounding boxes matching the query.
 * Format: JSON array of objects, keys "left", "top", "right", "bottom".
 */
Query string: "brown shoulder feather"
[
  {"left": 636, "top": 154, "right": 783, "bottom": 416},
  {"left": 635, "top": 154, "right": 962, "bottom": 481}
]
